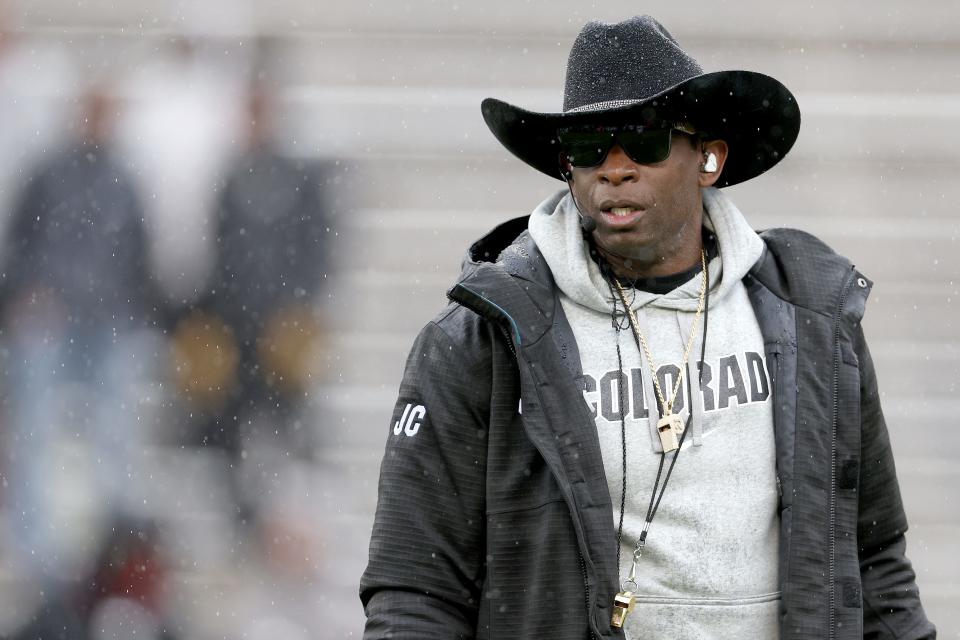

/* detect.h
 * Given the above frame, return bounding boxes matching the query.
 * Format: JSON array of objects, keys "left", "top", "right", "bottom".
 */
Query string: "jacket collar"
[{"left": 454, "top": 216, "right": 564, "bottom": 348}]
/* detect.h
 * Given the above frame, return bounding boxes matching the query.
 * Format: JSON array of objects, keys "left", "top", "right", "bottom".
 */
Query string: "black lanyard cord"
[{"left": 611, "top": 255, "right": 711, "bottom": 561}]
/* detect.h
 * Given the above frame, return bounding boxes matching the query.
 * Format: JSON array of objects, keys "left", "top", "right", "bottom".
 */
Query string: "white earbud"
[{"left": 701, "top": 152, "right": 718, "bottom": 173}]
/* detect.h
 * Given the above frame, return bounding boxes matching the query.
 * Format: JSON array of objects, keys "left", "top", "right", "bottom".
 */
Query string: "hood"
[{"left": 527, "top": 186, "right": 764, "bottom": 313}]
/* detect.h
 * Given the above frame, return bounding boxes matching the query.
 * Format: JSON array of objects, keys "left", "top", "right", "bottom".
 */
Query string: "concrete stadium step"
[
  {"left": 22, "top": 0, "right": 960, "bottom": 46},
  {"left": 918, "top": 596, "right": 956, "bottom": 640},
  {"left": 870, "top": 344, "right": 960, "bottom": 402},
  {"left": 276, "top": 34, "right": 960, "bottom": 97},
  {"left": 898, "top": 466, "right": 960, "bottom": 528},
  {"left": 856, "top": 520, "right": 957, "bottom": 633},
  {"left": 265, "top": 0, "right": 960, "bottom": 46}
]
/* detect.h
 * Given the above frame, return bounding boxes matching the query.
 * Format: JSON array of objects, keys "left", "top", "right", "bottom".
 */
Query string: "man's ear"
[
  {"left": 698, "top": 139, "right": 729, "bottom": 188},
  {"left": 558, "top": 153, "right": 574, "bottom": 182}
]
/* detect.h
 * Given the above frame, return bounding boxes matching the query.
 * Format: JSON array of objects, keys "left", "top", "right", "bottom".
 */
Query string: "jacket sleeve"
[
  {"left": 855, "top": 326, "right": 937, "bottom": 639},
  {"left": 360, "top": 312, "right": 491, "bottom": 639}
]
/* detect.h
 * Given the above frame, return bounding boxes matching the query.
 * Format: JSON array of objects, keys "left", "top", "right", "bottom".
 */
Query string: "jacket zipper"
[
  {"left": 770, "top": 348, "right": 784, "bottom": 504},
  {"left": 578, "top": 551, "right": 598, "bottom": 640},
  {"left": 498, "top": 325, "right": 517, "bottom": 359},
  {"left": 829, "top": 270, "right": 855, "bottom": 640}
]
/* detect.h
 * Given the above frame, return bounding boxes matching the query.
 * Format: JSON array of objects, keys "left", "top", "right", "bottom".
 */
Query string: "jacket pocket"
[
  {"left": 485, "top": 500, "right": 588, "bottom": 640},
  {"left": 767, "top": 345, "right": 793, "bottom": 621}
]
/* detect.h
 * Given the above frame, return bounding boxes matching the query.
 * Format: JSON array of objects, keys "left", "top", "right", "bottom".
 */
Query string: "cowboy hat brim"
[{"left": 481, "top": 70, "right": 800, "bottom": 188}]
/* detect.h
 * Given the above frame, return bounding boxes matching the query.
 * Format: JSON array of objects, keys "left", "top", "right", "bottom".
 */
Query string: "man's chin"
[{"left": 592, "top": 234, "right": 656, "bottom": 264}]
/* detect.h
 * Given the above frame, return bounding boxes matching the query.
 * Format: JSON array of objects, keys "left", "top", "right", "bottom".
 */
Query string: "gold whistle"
[
  {"left": 611, "top": 590, "right": 635, "bottom": 628},
  {"left": 657, "top": 413, "right": 683, "bottom": 452}
]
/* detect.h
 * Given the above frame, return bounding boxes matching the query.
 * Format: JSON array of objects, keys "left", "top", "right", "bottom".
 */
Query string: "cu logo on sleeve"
[{"left": 393, "top": 403, "right": 426, "bottom": 437}]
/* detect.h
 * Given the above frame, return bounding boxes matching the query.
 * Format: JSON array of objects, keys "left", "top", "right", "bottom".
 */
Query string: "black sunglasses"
[{"left": 558, "top": 123, "right": 697, "bottom": 168}]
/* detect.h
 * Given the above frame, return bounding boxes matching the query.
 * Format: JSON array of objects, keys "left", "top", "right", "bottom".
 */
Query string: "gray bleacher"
[{"left": 11, "top": 0, "right": 960, "bottom": 636}]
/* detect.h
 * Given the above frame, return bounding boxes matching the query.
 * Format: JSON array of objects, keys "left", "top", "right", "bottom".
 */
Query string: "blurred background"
[{"left": 0, "top": 0, "right": 956, "bottom": 638}]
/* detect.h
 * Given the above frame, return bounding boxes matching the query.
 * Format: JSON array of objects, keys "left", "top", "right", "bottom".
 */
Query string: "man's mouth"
[{"left": 598, "top": 204, "right": 646, "bottom": 225}]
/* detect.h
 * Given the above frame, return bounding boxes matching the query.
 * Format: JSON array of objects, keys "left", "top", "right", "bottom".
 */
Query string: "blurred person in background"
[
  {"left": 117, "top": 35, "right": 244, "bottom": 307},
  {"left": 0, "top": 83, "right": 161, "bottom": 631},
  {"left": 0, "top": 2, "right": 74, "bottom": 251},
  {"left": 169, "top": 80, "right": 330, "bottom": 525}
]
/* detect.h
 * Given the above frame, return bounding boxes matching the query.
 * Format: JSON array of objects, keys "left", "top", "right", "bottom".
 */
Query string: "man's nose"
[{"left": 596, "top": 144, "right": 639, "bottom": 185}]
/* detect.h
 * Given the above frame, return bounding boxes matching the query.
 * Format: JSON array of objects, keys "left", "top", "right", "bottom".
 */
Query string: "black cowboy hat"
[{"left": 481, "top": 15, "right": 800, "bottom": 188}]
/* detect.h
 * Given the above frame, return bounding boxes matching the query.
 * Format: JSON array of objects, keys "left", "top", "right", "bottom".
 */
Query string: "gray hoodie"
[{"left": 529, "top": 187, "right": 780, "bottom": 639}]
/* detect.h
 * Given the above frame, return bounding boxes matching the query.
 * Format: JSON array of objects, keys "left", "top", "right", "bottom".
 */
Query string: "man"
[
  {"left": 0, "top": 84, "right": 158, "bottom": 616},
  {"left": 174, "top": 82, "right": 329, "bottom": 458},
  {"left": 360, "top": 16, "right": 935, "bottom": 639}
]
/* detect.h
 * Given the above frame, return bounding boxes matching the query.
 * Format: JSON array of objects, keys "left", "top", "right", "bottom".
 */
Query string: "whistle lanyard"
[{"left": 609, "top": 255, "right": 710, "bottom": 598}]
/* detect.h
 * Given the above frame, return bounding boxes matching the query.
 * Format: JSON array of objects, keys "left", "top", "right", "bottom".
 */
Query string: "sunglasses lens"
[
  {"left": 558, "top": 131, "right": 613, "bottom": 167},
  {"left": 618, "top": 128, "right": 673, "bottom": 164},
  {"left": 559, "top": 127, "right": 675, "bottom": 168}
]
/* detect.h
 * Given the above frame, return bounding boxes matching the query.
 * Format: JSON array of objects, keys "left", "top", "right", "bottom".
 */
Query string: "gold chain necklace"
[{"left": 611, "top": 249, "right": 707, "bottom": 452}]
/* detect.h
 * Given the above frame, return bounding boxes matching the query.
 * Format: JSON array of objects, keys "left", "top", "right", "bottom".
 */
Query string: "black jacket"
[{"left": 361, "top": 217, "right": 935, "bottom": 639}]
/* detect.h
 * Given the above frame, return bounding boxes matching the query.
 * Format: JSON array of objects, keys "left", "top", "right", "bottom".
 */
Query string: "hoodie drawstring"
[
  {"left": 631, "top": 306, "right": 668, "bottom": 454},
  {"left": 677, "top": 309, "right": 705, "bottom": 447}
]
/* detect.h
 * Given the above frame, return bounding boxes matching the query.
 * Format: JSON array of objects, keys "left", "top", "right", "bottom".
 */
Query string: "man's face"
[{"left": 566, "top": 128, "right": 727, "bottom": 275}]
